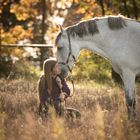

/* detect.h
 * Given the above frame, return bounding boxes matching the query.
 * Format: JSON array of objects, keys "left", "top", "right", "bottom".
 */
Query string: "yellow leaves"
[
  {"left": 10, "top": 0, "right": 39, "bottom": 20},
  {"left": 73, "top": 49, "right": 112, "bottom": 81},
  {"left": 74, "top": 0, "right": 79, "bottom": 4},
  {"left": 11, "top": 26, "right": 33, "bottom": 40},
  {"left": 2, "top": 26, "right": 33, "bottom": 44},
  {"left": 15, "top": 0, "right": 39, "bottom": 8},
  {"left": 46, "top": 24, "right": 60, "bottom": 43},
  {"left": 12, "top": 48, "right": 24, "bottom": 58},
  {"left": 80, "top": 50, "right": 93, "bottom": 58},
  {"left": 84, "top": 13, "right": 93, "bottom": 20},
  {"left": 77, "top": 8, "right": 86, "bottom": 14},
  {"left": 1, "top": 32, "right": 17, "bottom": 44},
  {"left": 74, "top": 0, "right": 96, "bottom": 4},
  {"left": 21, "top": 0, "right": 39, "bottom": 6},
  {"left": 73, "top": 0, "right": 101, "bottom": 21},
  {"left": 3, "top": 0, "right": 9, "bottom": 6},
  {"left": 1, "top": 26, "right": 31, "bottom": 57},
  {"left": 11, "top": 5, "right": 29, "bottom": 20}
]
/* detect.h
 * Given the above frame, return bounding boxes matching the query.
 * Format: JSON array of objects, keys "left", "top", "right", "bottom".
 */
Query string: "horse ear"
[{"left": 59, "top": 25, "right": 64, "bottom": 33}]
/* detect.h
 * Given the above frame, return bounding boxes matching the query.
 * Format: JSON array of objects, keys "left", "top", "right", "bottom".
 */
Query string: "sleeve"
[
  {"left": 55, "top": 76, "right": 63, "bottom": 90},
  {"left": 61, "top": 79, "right": 70, "bottom": 97}
]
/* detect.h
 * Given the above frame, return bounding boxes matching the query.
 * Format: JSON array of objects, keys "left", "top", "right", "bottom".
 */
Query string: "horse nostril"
[{"left": 60, "top": 67, "right": 68, "bottom": 78}]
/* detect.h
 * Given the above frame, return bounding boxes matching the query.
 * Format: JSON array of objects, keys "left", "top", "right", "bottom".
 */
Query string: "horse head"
[{"left": 55, "top": 25, "right": 78, "bottom": 77}]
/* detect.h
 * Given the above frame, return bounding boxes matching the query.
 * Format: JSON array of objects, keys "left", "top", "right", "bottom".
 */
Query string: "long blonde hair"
[{"left": 43, "top": 58, "right": 57, "bottom": 95}]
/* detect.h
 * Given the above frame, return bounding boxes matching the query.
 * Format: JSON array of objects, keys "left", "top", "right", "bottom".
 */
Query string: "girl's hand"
[
  {"left": 56, "top": 76, "right": 62, "bottom": 89},
  {"left": 59, "top": 92, "right": 66, "bottom": 102}
]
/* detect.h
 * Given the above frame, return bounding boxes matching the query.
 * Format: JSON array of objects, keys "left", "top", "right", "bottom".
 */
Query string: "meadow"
[{"left": 0, "top": 78, "right": 140, "bottom": 140}]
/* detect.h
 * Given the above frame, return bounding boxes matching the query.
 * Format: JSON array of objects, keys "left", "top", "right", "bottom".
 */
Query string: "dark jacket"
[
  {"left": 38, "top": 75, "right": 70, "bottom": 103},
  {"left": 51, "top": 75, "right": 70, "bottom": 100}
]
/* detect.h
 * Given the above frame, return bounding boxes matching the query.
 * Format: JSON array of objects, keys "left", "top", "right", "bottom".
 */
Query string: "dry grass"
[{"left": 0, "top": 79, "right": 140, "bottom": 140}]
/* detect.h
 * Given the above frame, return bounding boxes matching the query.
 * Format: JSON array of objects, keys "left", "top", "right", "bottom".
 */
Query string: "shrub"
[
  {"left": 72, "top": 50, "right": 112, "bottom": 83},
  {"left": 0, "top": 59, "right": 41, "bottom": 80}
]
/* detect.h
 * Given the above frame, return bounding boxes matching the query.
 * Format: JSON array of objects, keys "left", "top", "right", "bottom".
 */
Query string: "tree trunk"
[
  {"left": 123, "top": 0, "right": 130, "bottom": 18},
  {"left": 106, "top": 0, "right": 111, "bottom": 8},
  {"left": 0, "top": 25, "right": 2, "bottom": 53},
  {"left": 99, "top": 0, "right": 105, "bottom": 16},
  {"left": 132, "top": 0, "right": 138, "bottom": 19},
  {"left": 40, "top": 0, "right": 47, "bottom": 69}
]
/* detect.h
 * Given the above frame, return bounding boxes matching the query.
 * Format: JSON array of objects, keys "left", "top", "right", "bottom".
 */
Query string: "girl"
[{"left": 38, "top": 58, "right": 70, "bottom": 115}]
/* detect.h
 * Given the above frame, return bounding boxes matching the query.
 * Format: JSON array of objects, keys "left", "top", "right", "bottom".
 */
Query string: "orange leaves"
[
  {"left": 71, "top": 0, "right": 101, "bottom": 21},
  {"left": 73, "top": 0, "right": 79, "bottom": 4},
  {"left": 1, "top": 26, "right": 33, "bottom": 58},
  {"left": 10, "top": 0, "right": 39, "bottom": 21},
  {"left": 11, "top": 26, "right": 33, "bottom": 41},
  {"left": 12, "top": 48, "right": 24, "bottom": 58},
  {"left": 77, "top": 8, "right": 86, "bottom": 14},
  {"left": 2, "top": 26, "right": 33, "bottom": 44},
  {"left": 1, "top": 32, "right": 17, "bottom": 44},
  {"left": 10, "top": 5, "right": 29, "bottom": 20}
]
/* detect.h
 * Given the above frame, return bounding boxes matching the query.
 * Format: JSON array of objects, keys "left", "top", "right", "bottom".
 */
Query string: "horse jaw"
[{"left": 59, "top": 64, "right": 69, "bottom": 78}]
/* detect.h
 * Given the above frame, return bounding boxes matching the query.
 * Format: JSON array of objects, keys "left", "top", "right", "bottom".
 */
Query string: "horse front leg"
[
  {"left": 121, "top": 70, "right": 136, "bottom": 119},
  {"left": 125, "top": 89, "right": 136, "bottom": 119}
]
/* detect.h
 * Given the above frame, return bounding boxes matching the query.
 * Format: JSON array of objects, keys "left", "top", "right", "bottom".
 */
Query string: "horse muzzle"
[{"left": 59, "top": 63, "right": 69, "bottom": 78}]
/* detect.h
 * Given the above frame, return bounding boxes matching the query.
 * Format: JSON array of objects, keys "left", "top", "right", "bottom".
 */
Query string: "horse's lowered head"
[{"left": 55, "top": 25, "right": 78, "bottom": 77}]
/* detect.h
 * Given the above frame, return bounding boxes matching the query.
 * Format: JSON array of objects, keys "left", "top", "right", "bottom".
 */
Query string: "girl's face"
[{"left": 52, "top": 63, "right": 61, "bottom": 75}]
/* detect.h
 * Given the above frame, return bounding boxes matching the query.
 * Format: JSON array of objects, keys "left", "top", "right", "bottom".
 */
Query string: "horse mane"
[
  {"left": 55, "top": 15, "right": 128, "bottom": 45},
  {"left": 55, "top": 19, "right": 99, "bottom": 45},
  {"left": 67, "top": 19, "right": 99, "bottom": 38},
  {"left": 108, "top": 16, "right": 127, "bottom": 30}
]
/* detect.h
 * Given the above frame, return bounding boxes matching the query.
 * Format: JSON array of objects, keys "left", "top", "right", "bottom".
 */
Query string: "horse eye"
[{"left": 58, "top": 46, "right": 63, "bottom": 50}]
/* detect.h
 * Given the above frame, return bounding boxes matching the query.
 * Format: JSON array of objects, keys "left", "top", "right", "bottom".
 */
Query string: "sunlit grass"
[{"left": 0, "top": 79, "right": 140, "bottom": 140}]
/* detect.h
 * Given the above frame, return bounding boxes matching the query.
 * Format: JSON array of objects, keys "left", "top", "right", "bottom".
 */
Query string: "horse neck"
[{"left": 72, "top": 35, "right": 109, "bottom": 60}]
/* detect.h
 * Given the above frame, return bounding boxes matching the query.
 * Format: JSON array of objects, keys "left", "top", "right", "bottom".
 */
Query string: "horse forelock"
[{"left": 108, "top": 16, "right": 127, "bottom": 30}]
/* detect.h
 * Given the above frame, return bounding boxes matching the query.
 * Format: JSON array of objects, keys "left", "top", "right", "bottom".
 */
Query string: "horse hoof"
[{"left": 128, "top": 109, "right": 137, "bottom": 121}]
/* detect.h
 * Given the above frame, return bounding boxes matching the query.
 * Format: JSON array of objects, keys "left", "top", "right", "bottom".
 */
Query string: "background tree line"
[{"left": 0, "top": 0, "right": 140, "bottom": 81}]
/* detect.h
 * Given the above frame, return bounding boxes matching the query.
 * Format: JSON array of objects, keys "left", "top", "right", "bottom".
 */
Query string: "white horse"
[{"left": 54, "top": 15, "right": 140, "bottom": 118}]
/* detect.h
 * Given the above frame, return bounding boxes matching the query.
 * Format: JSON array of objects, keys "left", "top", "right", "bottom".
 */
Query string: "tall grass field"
[{"left": 0, "top": 79, "right": 140, "bottom": 140}]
